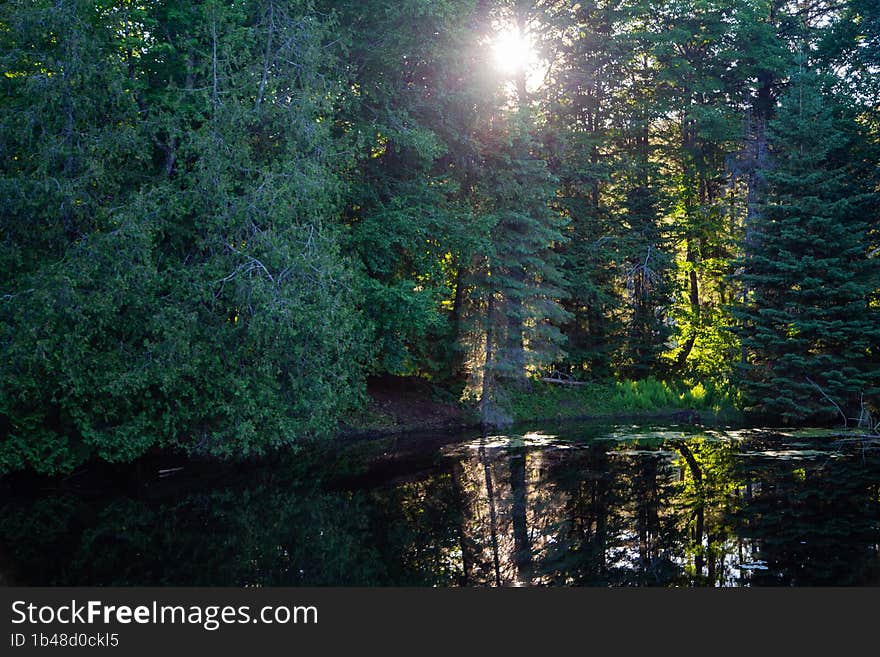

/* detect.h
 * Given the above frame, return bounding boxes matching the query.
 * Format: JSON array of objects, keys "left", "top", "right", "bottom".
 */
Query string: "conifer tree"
[
  {"left": 474, "top": 112, "right": 569, "bottom": 424},
  {"left": 733, "top": 68, "right": 880, "bottom": 422},
  {"left": 472, "top": 0, "right": 569, "bottom": 425}
]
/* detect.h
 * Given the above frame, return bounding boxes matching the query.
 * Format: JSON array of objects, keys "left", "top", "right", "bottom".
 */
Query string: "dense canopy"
[{"left": 1, "top": 0, "right": 878, "bottom": 474}]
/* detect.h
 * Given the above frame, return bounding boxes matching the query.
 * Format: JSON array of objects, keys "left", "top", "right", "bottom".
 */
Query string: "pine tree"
[
  {"left": 329, "top": 0, "right": 483, "bottom": 379},
  {"left": 473, "top": 113, "right": 569, "bottom": 425},
  {"left": 470, "top": 0, "right": 570, "bottom": 426},
  {"left": 540, "top": 0, "right": 626, "bottom": 380},
  {"left": 733, "top": 68, "right": 880, "bottom": 422}
]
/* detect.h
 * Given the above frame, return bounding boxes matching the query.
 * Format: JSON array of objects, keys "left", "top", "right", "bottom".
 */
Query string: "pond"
[{"left": 2, "top": 422, "right": 879, "bottom": 586}]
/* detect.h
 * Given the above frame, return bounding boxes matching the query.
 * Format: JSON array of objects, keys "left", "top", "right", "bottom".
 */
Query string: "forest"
[{"left": 1, "top": 0, "right": 879, "bottom": 475}]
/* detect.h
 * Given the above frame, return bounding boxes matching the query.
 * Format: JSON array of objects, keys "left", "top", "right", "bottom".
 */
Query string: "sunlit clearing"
[{"left": 491, "top": 26, "right": 536, "bottom": 76}]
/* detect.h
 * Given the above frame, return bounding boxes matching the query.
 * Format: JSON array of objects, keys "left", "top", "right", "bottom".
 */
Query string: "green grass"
[{"left": 507, "top": 377, "right": 739, "bottom": 424}]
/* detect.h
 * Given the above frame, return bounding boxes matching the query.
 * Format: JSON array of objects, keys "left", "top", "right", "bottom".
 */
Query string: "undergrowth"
[{"left": 506, "top": 377, "right": 738, "bottom": 423}]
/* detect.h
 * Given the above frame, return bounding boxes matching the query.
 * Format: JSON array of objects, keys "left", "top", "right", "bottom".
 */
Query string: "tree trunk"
[
  {"left": 481, "top": 292, "right": 496, "bottom": 426},
  {"left": 448, "top": 264, "right": 468, "bottom": 382}
]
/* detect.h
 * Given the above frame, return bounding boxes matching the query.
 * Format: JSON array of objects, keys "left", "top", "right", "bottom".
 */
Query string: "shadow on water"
[{"left": 2, "top": 423, "right": 880, "bottom": 586}]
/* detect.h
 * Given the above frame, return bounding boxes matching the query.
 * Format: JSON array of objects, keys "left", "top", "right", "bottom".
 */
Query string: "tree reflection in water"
[{"left": 2, "top": 426, "right": 880, "bottom": 586}]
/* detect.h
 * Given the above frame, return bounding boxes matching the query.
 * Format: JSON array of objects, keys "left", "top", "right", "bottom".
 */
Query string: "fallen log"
[{"left": 540, "top": 377, "right": 588, "bottom": 386}]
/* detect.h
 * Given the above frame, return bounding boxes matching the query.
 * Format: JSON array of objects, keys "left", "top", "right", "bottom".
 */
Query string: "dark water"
[{"left": 2, "top": 423, "right": 880, "bottom": 586}]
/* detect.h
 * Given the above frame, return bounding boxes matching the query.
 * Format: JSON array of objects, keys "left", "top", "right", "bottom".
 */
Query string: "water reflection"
[{"left": 2, "top": 425, "right": 879, "bottom": 586}]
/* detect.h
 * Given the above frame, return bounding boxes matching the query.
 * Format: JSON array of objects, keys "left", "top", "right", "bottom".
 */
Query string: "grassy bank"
[
  {"left": 345, "top": 375, "right": 741, "bottom": 438},
  {"left": 505, "top": 377, "right": 740, "bottom": 425}
]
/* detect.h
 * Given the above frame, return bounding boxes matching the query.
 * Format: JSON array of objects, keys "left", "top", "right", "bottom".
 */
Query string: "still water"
[{"left": 2, "top": 423, "right": 880, "bottom": 586}]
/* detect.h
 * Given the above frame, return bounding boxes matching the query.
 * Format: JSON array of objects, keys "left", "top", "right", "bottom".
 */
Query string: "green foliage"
[
  {"left": 476, "top": 115, "right": 571, "bottom": 374},
  {"left": 331, "top": 0, "right": 484, "bottom": 378},
  {"left": 1, "top": 0, "right": 369, "bottom": 474},
  {"left": 733, "top": 68, "right": 880, "bottom": 422},
  {"left": 542, "top": 0, "right": 676, "bottom": 380},
  {"left": 506, "top": 377, "right": 734, "bottom": 423},
  {"left": 3, "top": 0, "right": 880, "bottom": 475}
]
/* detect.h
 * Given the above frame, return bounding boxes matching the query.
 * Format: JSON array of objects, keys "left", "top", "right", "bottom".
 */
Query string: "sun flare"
[{"left": 491, "top": 26, "right": 536, "bottom": 76}]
